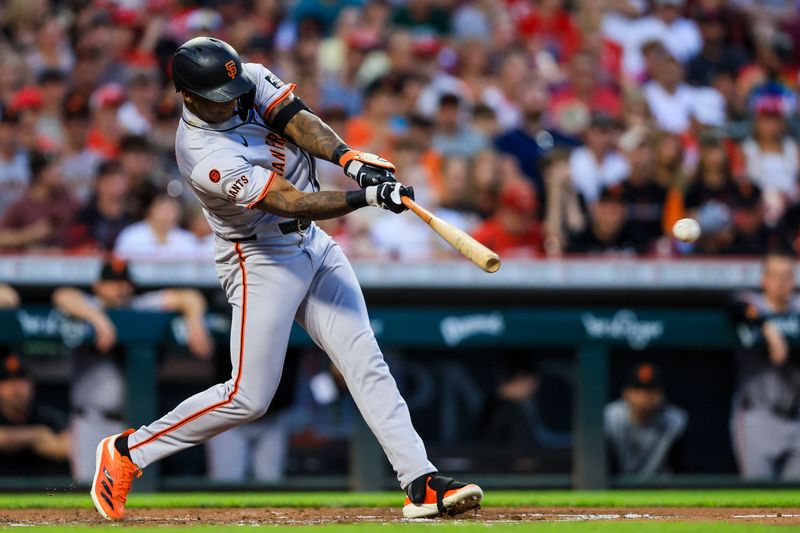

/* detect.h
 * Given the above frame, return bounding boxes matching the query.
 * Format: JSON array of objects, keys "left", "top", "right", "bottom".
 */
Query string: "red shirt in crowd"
[
  {"left": 550, "top": 85, "right": 623, "bottom": 120},
  {"left": 472, "top": 218, "right": 545, "bottom": 258},
  {"left": 511, "top": 1, "right": 581, "bottom": 61},
  {"left": 0, "top": 187, "right": 79, "bottom": 249}
]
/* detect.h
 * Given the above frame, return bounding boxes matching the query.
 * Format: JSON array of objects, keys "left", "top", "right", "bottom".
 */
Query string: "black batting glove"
[
  {"left": 366, "top": 182, "right": 414, "bottom": 214},
  {"left": 339, "top": 150, "right": 397, "bottom": 188}
]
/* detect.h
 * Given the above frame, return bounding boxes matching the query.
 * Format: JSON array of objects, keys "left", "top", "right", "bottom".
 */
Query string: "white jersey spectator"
[
  {"left": 569, "top": 115, "right": 630, "bottom": 203},
  {"left": 610, "top": 0, "right": 702, "bottom": 80},
  {"left": 570, "top": 147, "right": 630, "bottom": 204},
  {"left": 742, "top": 138, "right": 800, "bottom": 196},
  {"left": 643, "top": 53, "right": 697, "bottom": 134},
  {"left": 114, "top": 195, "right": 197, "bottom": 260}
]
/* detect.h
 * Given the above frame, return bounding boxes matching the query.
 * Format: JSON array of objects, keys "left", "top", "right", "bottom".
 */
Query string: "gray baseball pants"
[
  {"left": 127, "top": 224, "right": 436, "bottom": 487},
  {"left": 732, "top": 407, "right": 800, "bottom": 479}
]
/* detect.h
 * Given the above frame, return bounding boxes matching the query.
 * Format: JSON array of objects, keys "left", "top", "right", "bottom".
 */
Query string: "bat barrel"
[{"left": 402, "top": 196, "right": 501, "bottom": 274}]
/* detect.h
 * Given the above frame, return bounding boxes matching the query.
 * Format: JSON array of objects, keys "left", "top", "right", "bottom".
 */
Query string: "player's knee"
[{"left": 231, "top": 392, "right": 270, "bottom": 421}]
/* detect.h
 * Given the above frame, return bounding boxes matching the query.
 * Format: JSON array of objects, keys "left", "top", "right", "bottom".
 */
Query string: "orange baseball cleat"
[
  {"left": 90, "top": 429, "right": 141, "bottom": 521},
  {"left": 402, "top": 474, "right": 483, "bottom": 518}
]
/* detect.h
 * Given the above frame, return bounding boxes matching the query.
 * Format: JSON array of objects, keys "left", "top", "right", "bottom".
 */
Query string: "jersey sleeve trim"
[
  {"left": 261, "top": 83, "right": 297, "bottom": 122},
  {"left": 246, "top": 171, "right": 277, "bottom": 209}
]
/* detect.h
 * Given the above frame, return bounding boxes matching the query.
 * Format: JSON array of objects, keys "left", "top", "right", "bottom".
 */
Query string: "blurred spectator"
[
  {"left": 613, "top": 0, "right": 702, "bottom": 80},
  {"left": 482, "top": 358, "right": 570, "bottom": 450},
  {"left": 344, "top": 78, "right": 397, "bottom": 155},
  {"left": 472, "top": 180, "right": 544, "bottom": 258},
  {"left": 60, "top": 96, "right": 102, "bottom": 204},
  {"left": 653, "top": 131, "right": 685, "bottom": 190},
  {"left": 293, "top": 0, "right": 361, "bottom": 36},
  {"left": 0, "top": 108, "right": 30, "bottom": 215},
  {"left": 0, "top": 151, "right": 79, "bottom": 251},
  {"left": 543, "top": 149, "right": 586, "bottom": 255},
  {"left": 683, "top": 134, "right": 740, "bottom": 253},
  {"left": 35, "top": 69, "right": 68, "bottom": 149},
  {"left": 9, "top": 86, "right": 43, "bottom": 152},
  {"left": 433, "top": 156, "right": 481, "bottom": 235},
  {"left": 86, "top": 83, "right": 126, "bottom": 159},
  {"left": 118, "top": 69, "right": 160, "bottom": 136},
  {"left": 605, "top": 362, "right": 688, "bottom": 477},
  {"left": 550, "top": 51, "right": 622, "bottom": 133},
  {"left": 0, "top": 352, "right": 71, "bottom": 476},
  {"left": 24, "top": 14, "right": 75, "bottom": 78},
  {"left": 619, "top": 127, "right": 667, "bottom": 251},
  {"left": 114, "top": 194, "right": 196, "bottom": 260},
  {"left": 52, "top": 258, "right": 213, "bottom": 481},
  {"left": 727, "top": 183, "right": 789, "bottom": 255},
  {"left": 495, "top": 82, "right": 579, "bottom": 192},
  {"left": 737, "top": 31, "right": 798, "bottom": 103},
  {"left": 643, "top": 50, "right": 696, "bottom": 134},
  {"left": 67, "top": 161, "right": 132, "bottom": 252},
  {"left": 685, "top": 10, "right": 748, "bottom": 87},
  {"left": 569, "top": 113, "right": 630, "bottom": 204},
  {"left": 472, "top": 103, "right": 500, "bottom": 141},
  {"left": 567, "top": 184, "right": 637, "bottom": 255},
  {"left": 185, "top": 206, "right": 216, "bottom": 260},
  {"left": 684, "top": 134, "right": 740, "bottom": 218},
  {"left": 731, "top": 252, "right": 800, "bottom": 479},
  {"left": 741, "top": 91, "right": 800, "bottom": 225},
  {"left": 391, "top": 0, "right": 451, "bottom": 36},
  {"left": 431, "top": 93, "right": 487, "bottom": 158},
  {"left": 516, "top": 0, "right": 581, "bottom": 63},
  {"left": 118, "top": 135, "right": 164, "bottom": 220}
]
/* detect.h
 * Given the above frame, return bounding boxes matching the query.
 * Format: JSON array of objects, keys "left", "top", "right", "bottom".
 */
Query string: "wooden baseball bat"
[{"left": 402, "top": 196, "right": 501, "bottom": 273}]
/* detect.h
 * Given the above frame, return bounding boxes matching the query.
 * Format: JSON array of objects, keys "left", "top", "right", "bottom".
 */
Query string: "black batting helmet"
[{"left": 172, "top": 37, "right": 255, "bottom": 102}]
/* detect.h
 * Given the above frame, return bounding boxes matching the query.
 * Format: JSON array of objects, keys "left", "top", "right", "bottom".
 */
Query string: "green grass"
[
  {"left": 3, "top": 525, "right": 800, "bottom": 533},
  {"left": 0, "top": 489, "right": 799, "bottom": 509}
]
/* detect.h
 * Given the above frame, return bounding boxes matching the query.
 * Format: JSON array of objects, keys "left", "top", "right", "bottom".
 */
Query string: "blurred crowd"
[{"left": 0, "top": 0, "right": 800, "bottom": 260}]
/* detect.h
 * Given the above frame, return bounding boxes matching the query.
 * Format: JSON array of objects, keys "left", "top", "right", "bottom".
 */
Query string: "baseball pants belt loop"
[{"left": 278, "top": 219, "right": 311, "bottom": 235}]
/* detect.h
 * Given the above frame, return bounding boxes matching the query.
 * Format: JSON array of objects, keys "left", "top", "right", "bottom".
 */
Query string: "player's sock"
[{"left": 114, "top": 433, "right": 131, "bottom": 459}]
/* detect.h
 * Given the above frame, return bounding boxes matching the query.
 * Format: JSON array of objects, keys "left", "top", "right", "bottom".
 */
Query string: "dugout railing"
[{"left": 0, "top": 305, "right": 761, "bottom": 492}]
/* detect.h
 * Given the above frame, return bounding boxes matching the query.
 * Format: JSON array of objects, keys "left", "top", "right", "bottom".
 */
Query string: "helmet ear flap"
[{"left": 238, "top": 88, "right": 255, "bottom": 121}]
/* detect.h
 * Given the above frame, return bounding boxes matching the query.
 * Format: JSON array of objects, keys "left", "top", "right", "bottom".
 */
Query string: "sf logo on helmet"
[{"left": 225, "top": 60, "right": 237, "bottom": 79}]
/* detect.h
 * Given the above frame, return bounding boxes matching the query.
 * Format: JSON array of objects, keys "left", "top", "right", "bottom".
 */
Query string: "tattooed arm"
[
  {"left": 268, "top": 94, "right": 345, "bottom": 162},
  {"left": 254, "top": 174, "right": 412, "bottom": 219},
  {"left": 255, "top": 173, "right": 362, "bottom": 220},
  {"left": 267, "top": 93, "right": 396, "bottom": 187}
]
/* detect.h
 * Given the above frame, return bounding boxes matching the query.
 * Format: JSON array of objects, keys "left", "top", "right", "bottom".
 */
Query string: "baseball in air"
[{"left": 672, "top": 218, "right": 701, "bottom": 243}]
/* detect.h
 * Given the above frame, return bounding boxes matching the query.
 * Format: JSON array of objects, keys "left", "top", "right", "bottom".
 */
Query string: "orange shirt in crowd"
[{"left": 86, "top": 129, "right": 120, "bottom": 160}]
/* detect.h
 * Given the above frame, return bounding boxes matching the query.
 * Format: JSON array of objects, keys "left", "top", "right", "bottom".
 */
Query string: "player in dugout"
[
  {"left": 731, "top": 251, "right": 800, "bottom": 479},
  {"left": 89, "top": 37, "right": 482, "bottom": 520}
]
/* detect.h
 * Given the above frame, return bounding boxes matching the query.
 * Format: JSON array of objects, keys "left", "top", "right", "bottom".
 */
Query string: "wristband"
[
  {"left": 332, "top": 144, "right": 352, "bottom": 166},
  {"left": 345, "top": 189, "right": 368, "bottom": 209}
]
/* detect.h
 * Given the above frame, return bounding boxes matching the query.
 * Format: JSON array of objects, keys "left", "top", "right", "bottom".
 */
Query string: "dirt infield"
[{"left": 2, "top": 507, "right": 800, "bottom": 526}]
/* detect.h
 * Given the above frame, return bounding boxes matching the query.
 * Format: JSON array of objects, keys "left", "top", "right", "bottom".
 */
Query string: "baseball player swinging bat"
[
  {"left": 89, "top": 36, "right": 483, "bottom": 522},
  {"left": 401, "top": 197, "right": 501, "bottom": 273}
]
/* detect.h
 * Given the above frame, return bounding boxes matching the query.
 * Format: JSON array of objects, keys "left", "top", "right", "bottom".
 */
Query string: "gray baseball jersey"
[
  {"left": 125, "top": 64, "right": 435, "bottom": 487},
  {"left": 731, "top": 291, "right": 800, "bottom": 479},
  {"left": 604, "top": 399, "right": 687, "bottom": 476}
]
